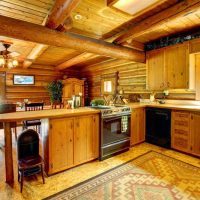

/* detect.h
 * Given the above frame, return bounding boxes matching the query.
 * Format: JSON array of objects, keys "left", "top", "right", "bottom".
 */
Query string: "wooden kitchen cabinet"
[
  {"left": 165, "top": 43, "right": 189, "bottom": 89},
  {"left": 131, "top": 108, "right": 145, "bottom": 146},
  {"left": 49, "top": 118, "right": 74, "bottom": 174},
  {"left": 190, "top": 112, "right": 200, "bottom": 156},
  {"left": 171, "top": 110, "right": 200, "bottom": 157},
  {"left": 171, "top": 110, "right": 191, "bottom": 153},
  {"left": 74, "top": 115, "right": 98, "bottom": 165},
  {"left": 147, "top": 42, "right": 189, "bottom": 90},
  {"left": 147, "top": 49, "right": 165, "bottom": 90},
  {"left": 47, "top": 114, "right": 99, "bottom": 175},
  {"left": 62, "top": 78, "right": 84, "bottom": 105}
]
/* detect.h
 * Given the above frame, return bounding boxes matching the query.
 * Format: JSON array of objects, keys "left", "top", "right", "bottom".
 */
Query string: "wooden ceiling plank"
[
  {"left": 0, "top": 5, "right": 45, "bottom": 21},
  {"left": 114, "top": 0, "right": 200, "bottom": 44},
  {"left": 25, "top": 0, "right": 81, "bottom": 68},
  {"left": 56, "top": 52, "right": 97, "bottom": 70},
  {"left": 23, "top": 44, "right": 49, "bottom": 68},
  {"left": 0, "top": 1, "right": 47, "bottom": 17},
  {"left": 46, "top": 0, "right": 81, "bottom": 29},
  {"left": 3, "top": 0, "right": 51, "bottom": 14},
  {"left": 0, "top": 15, "right": 145, "bottom": 62}
]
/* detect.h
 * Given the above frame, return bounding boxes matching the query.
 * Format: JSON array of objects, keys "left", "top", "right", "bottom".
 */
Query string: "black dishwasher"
[{"left": 146, "top": 108, "right": 171, "bottom": 148}]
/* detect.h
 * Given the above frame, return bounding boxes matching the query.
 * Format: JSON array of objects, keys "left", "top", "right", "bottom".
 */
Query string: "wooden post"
[{"left": 4, "top": 122, "right": 14, "bottom": 184}]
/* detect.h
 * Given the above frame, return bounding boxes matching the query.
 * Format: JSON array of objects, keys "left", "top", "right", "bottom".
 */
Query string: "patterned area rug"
[{"left": 44, "top": 151, "right": 200, "bottom": 200}]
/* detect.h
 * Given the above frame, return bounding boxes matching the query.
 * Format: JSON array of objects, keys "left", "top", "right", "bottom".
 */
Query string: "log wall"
[
  {"left": 0, "top": 65, "right": 79, "bottom": 104},
  {"left": 81, "top": 61, "right": 146, "bottom": 100}
]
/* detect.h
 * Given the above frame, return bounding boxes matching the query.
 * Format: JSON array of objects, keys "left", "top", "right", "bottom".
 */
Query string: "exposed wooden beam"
[
  {"left": 114, "top": 0, "right": 200, "bottom": 44},
  {"left": 23, "top": 44, "right": 48, "bottom": 68},
  {"left": 46, "top": 0, "right": 81, "bottom": 29},
  {"left": 82, "top": 58, "right": 135, "bottom": 72},
  {"left": 0, "top": 15, "right": 145, "bottom": 63},
  {"left": 121, "top": 40, "right": 144, "bottom": 51},
  {"left": 57, "top": 52, "right": 99, "bottom": 70},
  {"left": 56, "top": 16, "right": 73, "bottom": 32}
]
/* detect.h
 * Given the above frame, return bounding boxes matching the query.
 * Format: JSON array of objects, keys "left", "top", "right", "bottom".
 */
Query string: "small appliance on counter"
[{"left": 72, "top": 95, "right": 81, "bottom": 108}]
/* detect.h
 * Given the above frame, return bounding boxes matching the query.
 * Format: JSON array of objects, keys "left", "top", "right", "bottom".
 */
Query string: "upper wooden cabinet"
[
  {"left": 165, "top": 43, "right": 189, "bottom": 89},
  {"left": 131, "top": 108, "right": 145, "bottom": 146},
  {"left": 147, "top": 43, "right": 189, "bottom": 90},
  {"left": 146, "top": 49, "right": 165, "bottom": 90},
  {"left": 62, "top": 78, "right": 84, "bottom": 105}
]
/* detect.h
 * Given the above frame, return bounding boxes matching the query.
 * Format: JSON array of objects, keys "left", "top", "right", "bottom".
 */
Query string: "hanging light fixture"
[{"left": 0, "top": 42, "right": 19, "bottom": 69}]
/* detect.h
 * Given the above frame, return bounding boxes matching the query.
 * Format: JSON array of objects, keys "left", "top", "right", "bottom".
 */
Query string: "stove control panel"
[{"left": 101, "top": 106, "right": 131, "bottom": 117}]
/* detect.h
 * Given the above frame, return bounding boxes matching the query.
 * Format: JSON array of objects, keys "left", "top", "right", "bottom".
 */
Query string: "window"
[{"left": 104, "top": 81, "right": 112, "bottom": 92}]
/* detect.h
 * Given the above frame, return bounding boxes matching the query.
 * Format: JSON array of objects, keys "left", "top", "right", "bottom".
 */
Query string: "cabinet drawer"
[
  {"left": 173, "top": 111, "right": 190, "bottom": 121},
  {"left": 172, "top": 136, "right": 190, "bottom": 151},
  {"left": 174, "top": 120, "right": 189, "bottom": 127},
  {"left": 173, "top": 129, "right": 189, "bottom": 137}
]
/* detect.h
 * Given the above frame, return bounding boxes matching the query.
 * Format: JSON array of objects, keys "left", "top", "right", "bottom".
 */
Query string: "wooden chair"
[
  {"left": 0, "top": 104, "right": 17, "bottom": 140},
  {"left": 17, "top": 129, "right": 45, "bottom": 192},
  {"left": 23, "top": 103, "right": 44, "bottom": 132}
]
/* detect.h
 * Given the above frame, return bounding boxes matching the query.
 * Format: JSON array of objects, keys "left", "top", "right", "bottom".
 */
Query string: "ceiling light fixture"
[
  {"left": 113, "top": 0, "right": 161, "bottom": 15},
  {"left": 74, "top": 14, "right": 83, "bottom": 20},
  {"left": 0, "top": 42, "right": 19, "bottom": 69}
]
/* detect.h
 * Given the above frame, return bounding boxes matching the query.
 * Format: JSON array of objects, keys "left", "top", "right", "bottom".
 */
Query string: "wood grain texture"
[
  {"left": 114, "top": 0, "right": 200, "bottom": 44},
  {"left": 0, "top": 65, "right": 64, "bottom": 104},
  {"left": 0, "top": 15, "right": 145, "bottom": 62},
  {"left": 46, "top": 0, "right": 81, "bottom": 29},
  {"left": 0, "top": 107, "right": 100, "bottom": 122},
  {"left": 131, "top": 108, "right": 145, "bottom": 146}
]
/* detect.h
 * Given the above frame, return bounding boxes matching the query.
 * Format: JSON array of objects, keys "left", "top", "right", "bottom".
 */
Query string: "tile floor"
[{"left": 0, "top": 128, "right": 200, "bottom": 200}]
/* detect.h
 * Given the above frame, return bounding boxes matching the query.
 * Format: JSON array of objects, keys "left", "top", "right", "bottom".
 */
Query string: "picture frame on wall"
[{"left": 13, "top": 75, "right": 35, "bottom": 85}]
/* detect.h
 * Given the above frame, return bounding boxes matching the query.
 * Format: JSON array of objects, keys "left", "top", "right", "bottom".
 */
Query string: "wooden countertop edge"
[
  {"left": 0, "top": 108, "right": 100, "bottom": 122},
  {"left": 128, "top": 103, "right": 200, "bottom": 112}
]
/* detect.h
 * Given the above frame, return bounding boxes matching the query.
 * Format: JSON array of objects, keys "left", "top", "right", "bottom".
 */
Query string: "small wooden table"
[{"left": 0, "top": 108, "right": 99, "bottom": 184}]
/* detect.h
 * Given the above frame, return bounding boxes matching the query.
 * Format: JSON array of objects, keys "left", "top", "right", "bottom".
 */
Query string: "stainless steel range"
[{"left": 93, "top": 105, "right": 131, "bottom": 160}]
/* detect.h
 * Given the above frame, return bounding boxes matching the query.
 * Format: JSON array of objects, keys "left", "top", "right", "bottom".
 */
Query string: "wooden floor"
[{"left": 0, "top": 128, "right": 200, "bottom": 200}]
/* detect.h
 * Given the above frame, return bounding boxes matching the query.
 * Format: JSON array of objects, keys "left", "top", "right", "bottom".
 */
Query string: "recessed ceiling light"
[{"left": 74, "top": 14, "right": 83, "bottom": 20}]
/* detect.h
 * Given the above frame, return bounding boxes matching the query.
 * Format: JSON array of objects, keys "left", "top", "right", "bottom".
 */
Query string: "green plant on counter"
[
  {"left": 46, "top": 80, "right": 64, "bottom": 103},
  {"left": 91, "top": 99, "right": 105, "bottom": 106}
]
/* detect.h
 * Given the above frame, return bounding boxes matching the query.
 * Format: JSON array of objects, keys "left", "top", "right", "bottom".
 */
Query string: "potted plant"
[{"left": 46, "top": 80, "right": 64, "bottom": 104}]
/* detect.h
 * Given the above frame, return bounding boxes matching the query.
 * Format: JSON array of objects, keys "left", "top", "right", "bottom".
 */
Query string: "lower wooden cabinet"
[
  {"left": 47, "top": 114, "right": 99, "bottom": 175},
  {"left": 49, "top": 118, "right": 74, "bottom": 173},
  {"left": 171, "top": 110, "right": 191, "bottom": 153},
  {"left": 131, "top": 108, "right": 145, "bottom": 146},
  {"left": 74, "top": 115, "right": 99, "bottom": 165},
  {"left": 190, "top": 112, "right": 200, "bottom": 156},
  {"left": 171, "top": 110, "right": 200, "bottom": 157}
]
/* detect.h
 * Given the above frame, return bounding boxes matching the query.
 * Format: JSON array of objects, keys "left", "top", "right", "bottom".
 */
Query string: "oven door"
[{"left": 102, "top": 114, "right": 130, "bottom": 146}]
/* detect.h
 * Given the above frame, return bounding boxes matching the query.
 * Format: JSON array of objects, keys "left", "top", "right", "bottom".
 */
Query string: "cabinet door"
[
  {"left": 147, "top": 49, "right": 165, "bottom": 90},
  {"left": 131, "top": 108, "right": 145, "bottom": 146},
  {"left": 165, "top": 43, "right": 189, "bottom": 89},
  {"left": 74, "top": 115, "right": 97, "bottom": 165},
  {"left": 171, "top": 111, "right": 191, "bottom": 153},
  {"left": 190, "top": 113, "right": 200, "bottom": 156},
  {"left": 49, "top": 118, "right": 74, "bottom": 174},
  {"left": 63, "top": 84, "right": 73, "bottom": 99},
  {"left": 74, "top": 83, "right": 82, "bottom": 95}
]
